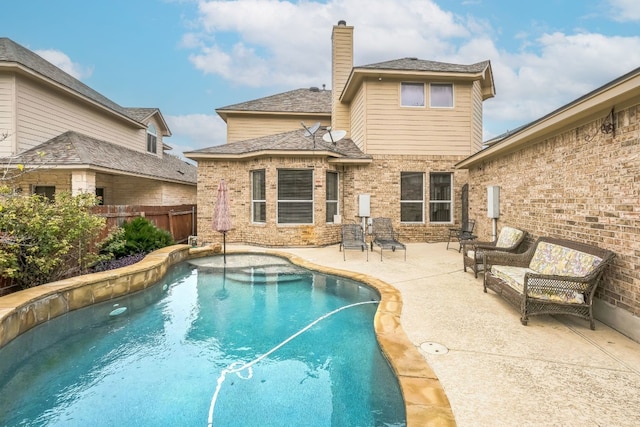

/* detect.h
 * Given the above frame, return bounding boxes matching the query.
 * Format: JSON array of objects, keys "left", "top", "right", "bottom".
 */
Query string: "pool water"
[{"left": 0, "top": 254, "right": 406, "bottom": 426}]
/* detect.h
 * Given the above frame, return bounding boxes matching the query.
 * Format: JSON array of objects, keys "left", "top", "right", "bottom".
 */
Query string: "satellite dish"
[
  {"left": 301, "top": 121, "right": 321, "bottom": 136},
  {"left": 322, "top": 129, "right": 347, "bottom": 144}
]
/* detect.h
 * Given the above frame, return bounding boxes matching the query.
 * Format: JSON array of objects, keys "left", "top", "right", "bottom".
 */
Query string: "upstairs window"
[
  {"left": 251, "top": 170, "right": 266, "bottom": 223},
  {"left": 147, "top": 124, "right": 157, "bottom": 153},
  {"left": 326, "top": 171, "right": 339, "bottom": 223},
  {"left": 277, "top": 169, "right": 313, "bottom": 224},
  {"left": 429, "top": 173, "right": 452, "bottom": 222},
  {"left": 401, "top": 82, "right": 425, "bottom": 107},
  {"left": 400, "top": 172, "right": 424, "bottom": 223},
  {"left": 430, "top": 83, "right": 453, "bottom": 108}
]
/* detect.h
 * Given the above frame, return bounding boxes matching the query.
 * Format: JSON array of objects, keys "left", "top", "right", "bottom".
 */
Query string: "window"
[
  {"left": 430, "top": 83, "right": 453, "bottom": 108},
  {"left": 147, "top": 124, "right": 157, "bottom": 153},
  {"left": 95, "top": 188, "right": 105, "bottom": 205},
  {"left": 400, "top": 172, "right": 424, "bottom": 222},
  {"left": 429, "top": 173, "right": 452, "bottom": 222},
  {"left": 326, "top": 171, "right": 339, "bottom": 223},
  {"left": 277, "top": 169, "right": 313, "bottom": 224},
  {"left": 401, "top": 82, "right": 425, "bottom": 107},
  {"left": 251, "top": 170, "right": 266, "bottom": 223},
  {"left": 34, "top": 185, "right": 55, "bottom": 200}
]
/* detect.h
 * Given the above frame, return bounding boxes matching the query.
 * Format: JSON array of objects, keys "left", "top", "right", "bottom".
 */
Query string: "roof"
[
  {"left": 185, "top": 127, "right": 371, "bottom": 164},
  {"left": 0, "top": 38, "right": 169, "bottom": 131},
  {"left": 0, "top": 131, "right": 196, "bottom": 185},
  {"left": 216, "top": 87, "right": 332, "bottom": 121},
  {"left": 341, "top": 57, "right": 495, "bottom": 102},
  {"left": 456, "top": 65, "right": 640, "bottom": 169}
]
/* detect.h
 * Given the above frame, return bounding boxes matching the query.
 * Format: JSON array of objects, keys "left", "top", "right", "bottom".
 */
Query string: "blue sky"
[{"left": 3, "top": 0, "right": 640, "bottom": 157}]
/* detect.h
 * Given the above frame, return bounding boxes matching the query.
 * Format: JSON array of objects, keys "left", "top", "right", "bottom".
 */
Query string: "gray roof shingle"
[
  {"left": 1, "top": 131, "right": 196, "bottom": 184},
  {"left": 358, "top": 57, "right": 490, "bottom": 74},
  {"left": 216, "top": 87, "right": 332, "bottom": 114}
]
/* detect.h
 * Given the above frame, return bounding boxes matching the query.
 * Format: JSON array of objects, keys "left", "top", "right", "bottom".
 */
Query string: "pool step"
[{"left": 223, "top": 265, "right": 310, "bottom": 285}]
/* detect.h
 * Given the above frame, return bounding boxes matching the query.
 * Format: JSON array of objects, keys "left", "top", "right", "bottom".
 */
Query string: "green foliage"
[
  {"left": 100, "top": 217, "right": 174, "bottom": 258},
  {"left": 0, "top": 192, "right": 106, "bottom": 288}
]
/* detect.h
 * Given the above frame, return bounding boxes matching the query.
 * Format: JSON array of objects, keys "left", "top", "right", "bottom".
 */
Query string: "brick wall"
[
  {"left": 197, "top": 154, "right": 469, "bottom": 246},
  {"left": 466, "top": 103, "right": 640, "bottom": 319}
]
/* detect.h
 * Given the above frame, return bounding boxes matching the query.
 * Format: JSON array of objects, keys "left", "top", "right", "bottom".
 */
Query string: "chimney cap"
[{"left": 337, "top": 20, "right": 347, "bottom": 26}]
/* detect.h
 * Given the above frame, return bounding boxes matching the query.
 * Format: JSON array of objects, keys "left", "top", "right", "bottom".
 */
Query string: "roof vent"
[
  {"left": 337, "top": 20, "right": 346, "bottom": 26},
  {"left": 310, "top": 86, "right": 320, "bottom": 92},
  {"left": 409, "top": 57, "right": 418, "bottom": 60}
]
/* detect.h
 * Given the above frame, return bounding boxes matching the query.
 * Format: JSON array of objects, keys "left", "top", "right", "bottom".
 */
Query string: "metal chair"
[
  {"left": 447, "top": 219, "right": 476, "bottom": 252},
  {"left": 370, "top": 218, "right": 406, "bottom": 261},
  {"left": 339, "top": 223, "right": 368, "bottom": 261}
]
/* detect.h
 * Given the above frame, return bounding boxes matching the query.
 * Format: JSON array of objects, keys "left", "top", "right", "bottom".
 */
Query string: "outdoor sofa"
[
  {"left": 483, "top": 236, "right": 615, "bottom": 329},
  {"left": 462, "top": 225, "right": 526, "bottom": 278}
]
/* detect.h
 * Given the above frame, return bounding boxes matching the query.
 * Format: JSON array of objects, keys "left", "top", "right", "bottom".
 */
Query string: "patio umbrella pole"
[{"left": 223, "top": 231, "right": 226, "bottom": 264}]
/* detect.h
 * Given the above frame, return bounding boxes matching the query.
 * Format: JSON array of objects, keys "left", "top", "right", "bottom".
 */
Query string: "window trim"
[
  {"left": 251, "top": 169, "right": 266, "bottom": 224},
  {"left": 400, "top": 172, "right": 425, "bottom": 223},
  {"left": 325, "top": 171, "right": 339, "bottom": 223},
  {"left": 400, "top": 82, "right": 425, "bottom": 107},
  {"left": 147, "top": 124, "right": 157, "bottom": 154},
  {"left": 429, "top": 82, "right": 454, "bottom": 109},
  {"left": 277, "top": 169, "right": 314, "bottom": 225},
  {"left": 429, "top": 172, "right": 453, "bottom": 223}
]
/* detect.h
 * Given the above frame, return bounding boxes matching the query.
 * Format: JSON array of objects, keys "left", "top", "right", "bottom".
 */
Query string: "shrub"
[
  {"left": 100, "top": 216, "right": 174, "bottom": 259},
  {"left": 0, "top": 192, "right": 106, "bottom": 288}
]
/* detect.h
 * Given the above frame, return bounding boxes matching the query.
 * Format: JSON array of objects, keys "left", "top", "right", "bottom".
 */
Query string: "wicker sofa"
[
  {"left": 462, "top": 226, "right": 526, "bottom": 278},
  {"left": 483, "top": 236, "right": 615, "bottom": 329}
]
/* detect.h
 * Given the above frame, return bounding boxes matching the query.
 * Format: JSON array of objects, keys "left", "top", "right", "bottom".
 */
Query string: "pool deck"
[{"left": 226, "top": 242, "right": 640, "bottom": 427}]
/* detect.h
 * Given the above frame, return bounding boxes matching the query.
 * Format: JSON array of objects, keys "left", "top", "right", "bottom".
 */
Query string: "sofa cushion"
[
  {"left": 529, "top": 242, "right": 603, "bottom": 277},
  {"left": 491, "top": 265, "right": 586, "bottom": 304},
  {"left": 495, "top": 227, "right": 524, "bottom": 248}
]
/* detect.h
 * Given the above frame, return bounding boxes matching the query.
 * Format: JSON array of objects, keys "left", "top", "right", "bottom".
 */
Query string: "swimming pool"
[{"left": 0, "top": 254, "right": 406, "bottom": 426}]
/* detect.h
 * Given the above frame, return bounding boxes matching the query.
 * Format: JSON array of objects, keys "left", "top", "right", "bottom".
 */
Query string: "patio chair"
[
  {"left": 462, "top": 226, "right": 527, "bottom": 278},
  {"left": 370, "top": 217, "right": 406, "bottom": 261},
  {"left": 446, "top": 219, "right": 476, "bottom": 252},
  {"left": 339, "top": 223, "right": 368, "bottom": 261}
]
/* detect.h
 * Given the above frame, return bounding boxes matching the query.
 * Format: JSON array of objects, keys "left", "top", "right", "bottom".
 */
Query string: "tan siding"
[
  {"left": 0, "top": 73, "right": 16, "bottom": 156},
  {"left": 349, "top": 84, "right": 366, "bottom": 150},
  {"left": 331, "top": 25, "right": 353, "bottom": 134},
  {"left": 471, "top": 81, "right": 483, "bottom": 153},
  {"left": 226, "top": 115, "right": 330, "bottom": 143},
  {"left": 15, "top": 76, "right": 146, "bottom": 153},
  {"left": 364, "top": 79, "right": 474, "bottom": 155}
]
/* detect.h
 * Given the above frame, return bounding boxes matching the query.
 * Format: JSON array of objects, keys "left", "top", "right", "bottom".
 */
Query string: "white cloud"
[
  {"left": 164, "top": 113, "right": 227, "bottom": 156},
  {"left": 34, "top": 49, "right": 93, "bottom": 80},
  {"left": 607, "top": 0, "right": 640, "bottom": 21}
]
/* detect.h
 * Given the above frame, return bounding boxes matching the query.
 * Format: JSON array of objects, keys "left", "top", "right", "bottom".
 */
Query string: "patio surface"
[{"left": 227, "top": 241, "right": 640, "bottom": 427}]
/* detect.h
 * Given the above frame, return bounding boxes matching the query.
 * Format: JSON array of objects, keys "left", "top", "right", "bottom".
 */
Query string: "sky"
[{"left": 3, "top": 0, "right": 640, "bottom": 158}]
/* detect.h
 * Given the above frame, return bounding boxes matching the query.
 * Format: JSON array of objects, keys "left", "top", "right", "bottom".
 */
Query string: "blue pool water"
[{"left": 0, "top": 254, "right": 406, "bottom": 426}]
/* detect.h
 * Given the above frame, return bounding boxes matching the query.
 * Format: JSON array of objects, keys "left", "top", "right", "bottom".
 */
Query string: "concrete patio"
[{"left": 228, "top": 241, "right": 640, "bottom": 427}]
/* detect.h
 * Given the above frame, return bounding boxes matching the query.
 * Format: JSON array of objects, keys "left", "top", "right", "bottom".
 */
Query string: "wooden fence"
[{"left": 0, "top": 204, "right": 197, "bottom": 296}]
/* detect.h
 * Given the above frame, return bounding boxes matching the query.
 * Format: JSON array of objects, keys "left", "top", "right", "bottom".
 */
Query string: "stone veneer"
[
  {"left": 466, "top": 103, "right": 640, "bottom": 340},
  {"left": 0, "top": 244, "right": 455, "bottom": 426},
  {"left": 197, "top": 154, "right": 469, "bottom": 247}
]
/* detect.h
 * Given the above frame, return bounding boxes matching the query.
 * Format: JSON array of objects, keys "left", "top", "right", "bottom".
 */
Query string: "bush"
[
  {"left": 100, "top": 216, "right": 174, "bottom": 259},
  {"left": 0, "top": 192, "right": 106, "bottom": 288}
]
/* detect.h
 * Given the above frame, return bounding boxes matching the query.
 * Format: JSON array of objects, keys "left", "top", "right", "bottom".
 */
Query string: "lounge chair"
[
  {"left": 370, "top": 218, "right": 406, "bottom": 261},
  {"left": 462, "top": 226, "right": 526, "bottom": 278},
  {"left": 339, "top": 223, "right": 368, "bottom": 261},
  {"left": 446, "top": 219, "right": 476, "bottom": 252}
]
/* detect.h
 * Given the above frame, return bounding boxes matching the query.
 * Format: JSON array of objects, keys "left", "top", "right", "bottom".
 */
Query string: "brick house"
[
  {"left": 456, "top": 67, "right": 640, "bottom": 341},
  {"left": 186, "top": 21, "right": 495, "bottom": 246},
  {"left": 0, "top": 38, "right": 196, "bottom": 204}
]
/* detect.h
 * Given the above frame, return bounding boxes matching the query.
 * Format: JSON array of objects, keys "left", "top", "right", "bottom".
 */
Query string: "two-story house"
[
  {"left": 0, "top": 37, "right": 196, "bottom": 205},
  {"left": 186, "top": 21, "right": 494, "bottom": 246}
]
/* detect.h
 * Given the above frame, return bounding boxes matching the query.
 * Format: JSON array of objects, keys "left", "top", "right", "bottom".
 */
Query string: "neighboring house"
[
  {"left": 186, "top": 21, "right": 495, "bottom": 246},
  {"left": 456, "top": 67, "right": 640, "bottom": 342},
  {"left": 0, "top": 37, "right": 196, "bottom": 204}
]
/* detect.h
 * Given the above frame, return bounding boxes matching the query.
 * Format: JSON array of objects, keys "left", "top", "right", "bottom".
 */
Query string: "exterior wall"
[
  {"left": 466, "top": 103, "right": 640, "bottom": 336},
  {"left": 197, "top": 154, "right": 468, "bottom": 246},
  {"left": 349, "top": 83, "right": 366, "bottom": 151},
  {"left": 471, "top": 81, "right": 484, "bottom": 153},
  {"left": 331, "top": 23, "right": 353, "bottom": 136},
  {"left": 355, "top": 78, "right": 476, "bottom": 156},
  {"left": 0, "top": 73, "right": 16, "bottom": 157},
  {"left": 14, "top": 75, "right": 148, "bottom": 155},
  {"left": 226, "top": 115, "right": 330, "bottom": 143}
]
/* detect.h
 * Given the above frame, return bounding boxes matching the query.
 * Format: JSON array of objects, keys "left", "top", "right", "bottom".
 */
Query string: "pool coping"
[{"left": 0, "top": 244, "right": 455, "bottom": 426}]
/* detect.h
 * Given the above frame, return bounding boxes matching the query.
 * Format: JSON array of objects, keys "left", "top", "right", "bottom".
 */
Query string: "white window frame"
[
  {"left": 429, "top": 173, "right": 453, "bottom": 223},
  {"left": 325, "top": 171, "right": 339, "bottom": 223},
  {"left": 429, "top": 83, "right": 454, "bottom": 108},
  {"left": 147, "top": 124, "right": 157, "bottom": 153},
  {"left": 400, "top": 172, "right": 424, "bottom": 223},
  {"left": 251, "top": 169, "right": 266, "bottom": 223},
  {"left": 277, "top": 169, "right": 314, "bottom": 225},
  {"left": 400, "top": 82, "right": 425, "bottom": 107}
]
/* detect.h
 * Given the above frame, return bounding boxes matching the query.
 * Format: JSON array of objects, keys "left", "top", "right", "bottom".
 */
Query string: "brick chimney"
[{"left": 331, "top": 20, "right": 353, "bottom": 135}]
